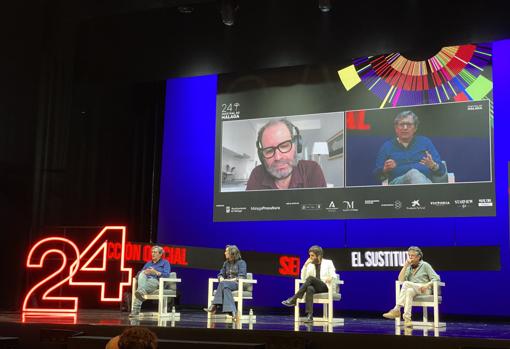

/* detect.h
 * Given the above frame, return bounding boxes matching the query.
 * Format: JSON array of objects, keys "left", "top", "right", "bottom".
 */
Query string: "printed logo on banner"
[
  {"left": 478, "top": 199, "right": 493, "bottom": 207},
  {"left": 406, "top": 199, "right": 425, "bottom": 210},
  {"left": 221, "top": 102, "right": 240, "bottom": 120},
  {"left": 301, "top": 203, "right": 321, "bottom": 211},
  {"left": 454, "top": 199, "right": 474, "bottom": 209},
  {"left": 250, "top": 206, "right": 280, "bottom": 212},
  {"left": 381, "top": 200, "right": 402, "bottom": 209},
  {"left": 364, "top": 199, "right": 380, "bottom": 205},
  {"left": 430, "top": 201, "right": 451, "bottom": 207},
  {"left": 326, "top": 201, "right": 339, "bottom": 212},
  {"left": 467, "top": 104, "right": 483, "bottom": 111},
  {"left": 380, "top": 200, "right": 402, "bottom": 209},
  {"left": 342, "top": 201, "right": 358, "bottom": 212},
  {"left": 225, "top": 206, "right": 246, "bottom": 213}
]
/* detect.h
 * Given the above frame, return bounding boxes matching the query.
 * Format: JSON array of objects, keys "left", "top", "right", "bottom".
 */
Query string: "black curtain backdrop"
[
  {"left": 1, "top": 0, "right": 510, "bottom": 310},
  {"left": 0, "top": 1, "right": 46, "bottom": 311},
  {"left": 0, "top": 1, "right": 165, "bottom": 310}
]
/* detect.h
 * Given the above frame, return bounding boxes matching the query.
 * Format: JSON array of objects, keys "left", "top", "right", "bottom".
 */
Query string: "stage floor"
[{"left": 2, "top": 309, "right": 510, "bottom": 340}]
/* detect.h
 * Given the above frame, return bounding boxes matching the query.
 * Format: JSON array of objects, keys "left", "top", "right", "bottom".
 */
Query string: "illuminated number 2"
[{"left": 22, "top": 237, "right": 81, "bottom": 312}]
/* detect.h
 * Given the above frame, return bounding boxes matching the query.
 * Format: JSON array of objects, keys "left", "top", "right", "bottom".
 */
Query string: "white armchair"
[
  {"left": 206, "top": 272, "right": 257, "bottom": 321},
  {"left": 131, "top": 271, "right": 181, "bottom": 318},
  {"left": 294, "top": 274, "right": 344, "bottom": 323},
  {"left": 394, "top": 280, "right": 445, "bottom": 327}
]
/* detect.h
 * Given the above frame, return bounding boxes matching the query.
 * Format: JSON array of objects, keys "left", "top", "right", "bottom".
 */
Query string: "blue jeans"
[
  {"left": 390, "top": 169, "right": 432, "bottom": 185},
  {"left": 132, "top": 273, "right": 159, "bottom": 313},
  {"left": 212, "top": 280, "right": 238, "bottom": 313}
]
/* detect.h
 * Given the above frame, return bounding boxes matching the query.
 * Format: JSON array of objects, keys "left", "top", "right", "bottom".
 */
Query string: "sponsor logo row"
[
  {"left": 217, "top": 198, "right": 493, "bottom": 214},
  {"left": 302, "top": 198, "right": 493, "bottom": 212}
]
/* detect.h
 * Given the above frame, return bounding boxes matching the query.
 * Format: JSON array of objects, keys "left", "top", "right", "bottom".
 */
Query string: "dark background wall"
[{"left": 1, "top": 0, "right": 510, "bottom": 310}]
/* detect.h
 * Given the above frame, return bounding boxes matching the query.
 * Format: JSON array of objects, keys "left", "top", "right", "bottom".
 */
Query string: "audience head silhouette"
[{"left": 119, "top": 327, "right": 158, "bottom": 349}]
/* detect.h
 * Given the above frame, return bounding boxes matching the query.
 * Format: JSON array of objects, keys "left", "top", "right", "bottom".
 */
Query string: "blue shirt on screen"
[
  {"left": 374, "top": 135, "right": 446, "bottom": 182},
  {"left": 141, "top": 258, "right": 171, "bottom": 279}
]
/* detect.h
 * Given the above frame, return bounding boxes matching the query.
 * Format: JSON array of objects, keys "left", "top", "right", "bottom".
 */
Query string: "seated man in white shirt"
[{"left": 281, "top": 245, "right": 336, "bottom": 322}]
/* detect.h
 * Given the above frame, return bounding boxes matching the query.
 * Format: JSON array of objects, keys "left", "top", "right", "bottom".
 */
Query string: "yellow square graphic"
[{"left": 338, "top": 65, "right": 361, "bottom": 91}]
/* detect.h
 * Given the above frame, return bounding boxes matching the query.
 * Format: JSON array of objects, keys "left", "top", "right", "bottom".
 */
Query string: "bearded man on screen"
[{"left": 246, "top": 119, "right": 326, "bottom": 190}]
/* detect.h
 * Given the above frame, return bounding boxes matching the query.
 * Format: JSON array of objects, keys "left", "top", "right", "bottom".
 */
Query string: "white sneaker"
[{"left": 382, "top": 309, "right": 400, "bottom": 319}]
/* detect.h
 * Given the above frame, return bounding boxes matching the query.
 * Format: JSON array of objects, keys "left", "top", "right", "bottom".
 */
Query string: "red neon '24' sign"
[{"left": 23, "top": 226, "right": 132, "bottom": 313}]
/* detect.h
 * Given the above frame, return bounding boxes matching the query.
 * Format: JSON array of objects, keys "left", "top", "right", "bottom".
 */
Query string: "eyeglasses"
[
  {"left": 260, "top": 139, "right": 294, "bottom": 159},
  {"left": 396, "top": 122, "right": 415, "bottom": 129}
]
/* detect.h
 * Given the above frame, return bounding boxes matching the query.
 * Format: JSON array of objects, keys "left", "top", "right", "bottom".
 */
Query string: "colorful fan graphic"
[{"left": 338, "top": 44, "right": 493, "bottom": 109}]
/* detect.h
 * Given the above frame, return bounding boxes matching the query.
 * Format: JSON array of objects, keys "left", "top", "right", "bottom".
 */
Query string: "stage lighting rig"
[
  {"left": 220, "top": 0, "right": 239, "bottom": 26},
  {"left": 177, "top": 5, "right": 194, "bottom": 14},
  {"left": 318, "top": 0, "right": 332, "bottom": 12}
]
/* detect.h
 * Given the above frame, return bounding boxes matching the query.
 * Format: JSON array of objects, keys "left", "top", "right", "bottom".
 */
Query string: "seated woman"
[{"left": 204, "top": 245, "right": 247, "bottom": 319}]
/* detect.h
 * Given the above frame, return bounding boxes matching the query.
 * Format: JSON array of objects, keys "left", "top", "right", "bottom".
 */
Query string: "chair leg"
[
  {"left": 207, "top": 297, "right": 213, "bottom": 319},
  {"left": 422, "top": 306, "right": 428, "bottom": 324},
  {"left": 237, "top": 296, "right": 243, "bottom": 319},
  {"left": 394, "top": 282, "right": 401, "bottom": 326},
  {"left": 160, "top": 297, "right": 167, "bottom": 316},
  {"left": 207, "top": 280, "right": 213, "bottom": 319},
  {"left": 294, "top": 303, "right": 300, "bottom": 322},
  {"left": 434, "top": 304, "right": 439, "bottom": 328}
]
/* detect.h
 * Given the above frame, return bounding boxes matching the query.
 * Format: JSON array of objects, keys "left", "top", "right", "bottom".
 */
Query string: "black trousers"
[{"left": 292, "top": 276, "right": 328, "bottom": 315}]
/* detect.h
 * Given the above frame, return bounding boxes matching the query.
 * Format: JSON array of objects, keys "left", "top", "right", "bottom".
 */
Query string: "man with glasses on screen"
[
  {"left": 246, "top": 119, "right": 326, "bottom": 190},
  {"left": 374, "top": 110, "right": 446, "bottom": 185}
]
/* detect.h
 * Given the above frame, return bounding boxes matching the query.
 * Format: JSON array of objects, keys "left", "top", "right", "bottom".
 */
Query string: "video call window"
[
  {"left": 345, "top": 100, "right": 492, "bottom": 187},
  {"left": 220, "top": 112, "right": 344, "bottom": 192}
]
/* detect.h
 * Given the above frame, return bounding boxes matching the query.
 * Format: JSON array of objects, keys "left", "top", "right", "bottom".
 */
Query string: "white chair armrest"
[
  {"left": 159, "top": 277, "right": 181, "bottom": 292},
  {"left": 331, "top": 278, "right": 343, "bottom": 292},
  {"left": 208, "top": 278, "right": 218, "bottom": 297},
  {"left": 396, "top": 280, "right": 445, "bottom": 287},
  {"left": 295, "top": 278, "right": 302, "bottom": 293},
  {"left": 295, "top": 277, "right": 342, "bottom": 290},
  {"left": 238, "top": 278, "right": 257, "bottom": 294},
  {"left": 209, "top": 277, "right": 255, "bottom": 284}
]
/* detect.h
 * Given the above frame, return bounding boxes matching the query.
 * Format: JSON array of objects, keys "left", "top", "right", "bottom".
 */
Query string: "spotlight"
[
  {"left": 318, "top": 0, "right": 332, "bottom": 12},
  {"left": 177, "top": 6, "right": 194, "bottom": 14},
  {"left": 220, "top": 0, "right": 239, "bottom": 26}
]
